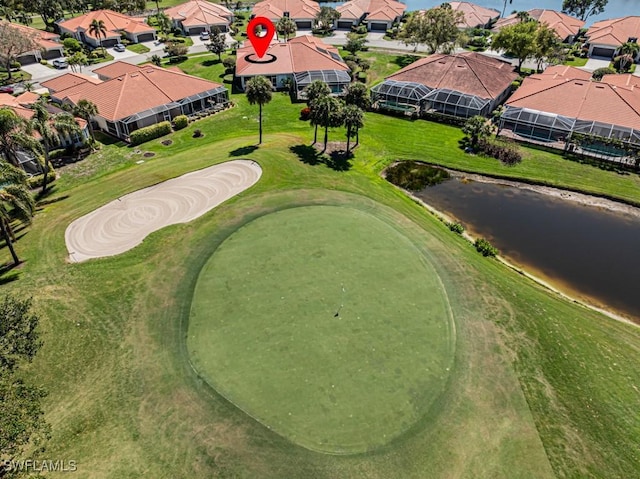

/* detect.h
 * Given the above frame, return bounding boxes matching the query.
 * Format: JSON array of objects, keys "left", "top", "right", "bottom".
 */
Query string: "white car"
[
  {"left": 200, "top": 31, "right": 210, "bottom": 41},
  {"left": 114, "top": 43, "right": 126, "bottom": 52}
]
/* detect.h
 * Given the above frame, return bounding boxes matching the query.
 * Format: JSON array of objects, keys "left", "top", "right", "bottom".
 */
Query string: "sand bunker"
[{"left": 65, "top": 160, "right": 262, "bottom": 262}]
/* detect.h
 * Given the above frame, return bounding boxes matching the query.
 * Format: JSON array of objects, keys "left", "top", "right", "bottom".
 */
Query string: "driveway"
[{"left": 581, "top": 57, "right": 612, "bottom": 72}]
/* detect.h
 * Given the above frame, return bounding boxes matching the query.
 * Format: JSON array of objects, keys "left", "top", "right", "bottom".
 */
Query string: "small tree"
[
  {"left": 150, "top": 54, "right": 162, "bottom": 66},
  {"left": 0, "top": 164, "right": 35, "bottom": 265},
  {"left": 222, "top": 56, "right": 236, "bottom": 71},
  {"left": 533, "top": 22, "right": 559, "bottom": 71},
  {"left": 206, "top": 27, "right": 227, "bottom": 61},
  {"left": 343, "top": 82, "right": 370, "bottom": 110},
  {"left": 276, "top": 16, "right": 296, "bottom": 41},
  {"left": 344, "top": 33, "right": 367, "bottom": 55},
  {"left": 491, "top": 20, "right": 538, "bottom": 72},
  {"left": 314, "top": 6, "right": 340, "bottom": 35},
  {"left": 0, "top": 21, "right": 38, "bottom": 81},
  {"left": 304, "top": 80, "right": 330, "bottom": 143},
  {"left": 343, "top": 104, "right": 363, "bottom": 153},
  {"left": 245, "top": 75, "right": 272, "bottom": 144},
  {"left": 67, "top": 51, "right": 88, "bottom": 73},
  {"left": 401, "top": 6, "right": 463, "bottom": 54},
  {"left": 156, "top": 12, "right": 172, "bottom": 36},
  {"left": 561, "top": 0, "right": 608, "bottom": 22},
  {"left": 164, "top": 41, "right": 188, "bottom": 58},
  {"left": 462, "top": 115, "right": 493, "bottom": 149},
  {"left": 0, "top": 107, "right": 40, "bottom": 168},
  {"left": 616, "top": 42, "right": 639, "bottom": 72},
  {"left": 73, "top": 99, "right": 99, "bottom": 144}
]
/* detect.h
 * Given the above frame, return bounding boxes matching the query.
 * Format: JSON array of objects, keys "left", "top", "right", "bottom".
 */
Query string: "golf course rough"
[{"left": 188, "top": 204, "right": 456, "bottom": 454}]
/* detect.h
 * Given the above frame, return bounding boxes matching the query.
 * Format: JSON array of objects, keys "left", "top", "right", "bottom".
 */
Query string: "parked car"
[
  {"left": 199, "top": 31, "right": 210, "bottom": 41},
  {"left": 52, "top": 59, "right": 68, "bottom": 69},
  {"left": 114, "top": 43, "right": 126, "bottom": 52},
  {"left": 0, "top": 85, "right": 14, "bottom": 94}
]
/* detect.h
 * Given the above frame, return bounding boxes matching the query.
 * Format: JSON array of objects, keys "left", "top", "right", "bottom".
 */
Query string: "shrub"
[
  {"left": 477, "top": 138, "right": 522, "bottom": 165},
  {"left": 173, "top": 115, "right": 188, "bottom": 130},
  {"left": 63, "top": 37, "right": 82, "bottom": 53},
  {"left": 222, "top": 56, "right": 236, "bottom": 71},
  {"left": 385, "top": 161, "right": 450, "bottom": 190},
  {"left": 592, "top": 66, "right": 616, "bottom": 81},
  {"left": 129, "top": 121, "right": 172, "bottom": 146},
  {"left": 40, "top": 59, "right": 48, "bottom": 65},
  {"left": 28, "top": 172, "right": 56, "bottom": 189},
  {"left": 475, "top": 238, "right": 498, "bottom": 257},
  {"left": 193, "top": 129, "right": 203, "bottom": 138},
  {"left": 448, "top": 222, "right": 465, "bottom": 234},
  {"left": 300, "top": 107, "right": 311, "bottom": 120}
]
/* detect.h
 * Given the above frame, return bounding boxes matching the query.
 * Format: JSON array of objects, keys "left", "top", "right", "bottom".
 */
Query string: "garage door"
[
  {"left": 43, "top": 50, "right": 62, "bottom": 60},
  {"left": 189, "top": 27, "right": 205, "bottom": 35},
  {"left": 591, "top": 46, "right": 615, "bottom": 58},
  {"left": 17, "top": 54, "right": 37, "bottom": 65},
  {"left": 370, "top": 22, "right": 387, "bottom": 31},
  {"left": 337, "top": 21, "right": 353, "bottom": 29},
  {"left": 296, "top": 20, "right": 312, "bottom": 29},
  {"left": 137, "top": 33, "right": 156, "bottom": 42}
]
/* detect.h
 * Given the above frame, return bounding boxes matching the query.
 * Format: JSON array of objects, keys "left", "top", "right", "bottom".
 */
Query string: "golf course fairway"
[{"left": 188, "top": 204, "right": 455, "bottom": 453}]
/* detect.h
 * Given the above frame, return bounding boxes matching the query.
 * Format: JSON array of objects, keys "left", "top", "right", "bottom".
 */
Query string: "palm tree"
[
  {"left": 501, "top": 0, "right": 513, "bottom": 18},
  {"left": 276, "top": 17, "right": 297, "bottom": 41},
  {"left": 343, "top": 82, "right": 370, "bottom": 110},
  {"left": 245, "top": 76, "right": 273, "bottom": 144},
  {"left": 31, "top": 104, "right": 81, "bottom": 194},
  {"left": 155, "top": 0, "right": 162, "bottom": 19},
  {"left": 156, "top": 12, "right": 172, "bottom": 36},
  {"left": 311, "top": 95, "right": 343, "bottom": 153},
  {"left": 0, "top": 108, "right": 40, "bottom": 168},
  {"left": 0, "top": 162, "right": 35, "bottom": 266},
  {"left": 89, "top": 19, "right": 107, "bottom": 56},
  {"left": 618, "top": 42, "right": 640, "bottom": 72},
  {"left": 516, "top": 10, "right": 531, "bottom": 22},
  {"left": 73, "top": 99, "right": 99, "bottom": 144},
  {"left": 342, "top": 104, "right": 363, "bottom": 154},
  {"left": 304, "top": 80, "right": 330, "bottom": 144}
]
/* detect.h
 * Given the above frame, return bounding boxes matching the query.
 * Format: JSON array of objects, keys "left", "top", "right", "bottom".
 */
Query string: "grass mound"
[{"left": 188, "top": 204, "right": 455, "bottom": 454}]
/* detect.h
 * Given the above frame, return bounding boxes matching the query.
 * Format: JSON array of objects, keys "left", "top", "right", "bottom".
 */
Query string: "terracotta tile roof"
[
  {"left": 2, "top": 21, "right": 62, "bottom": 52},
  {"left": 601, "top": 73, "right": 640, "bottom": 88},
  {"left": 93, "top": 61, "right": 141, "bottom": 79},
  {"left": 41, "top": 73, "right": 102, "bottom": 93},
  {"left": 58, "top": 9, "right": 155, "bottom": 40},
  {"left": 587, "top": 16, "right": 640, "bottom": 48},
  {"left": 14, "top": 91, "right": 39, "bottom": 105},
  {"left": 165, "top": 0, "right": 232, "bottom": 27},
  {"left": 492, "top": 9, "right": 584, "bottom": 40},
  {"left": 0, "top": 96, "right": 87, "bottom": 132},
  {"left": 236, "top": 35, "right": 347, "bottom": 77},
  {"left": 337, "top": 0, "right": 405, "bottom": 22},
  {"left": 448, "top": 1, "right": 499, "bottom": 29},
  {"left": 252, "top": 0, "right": 320, "bottom": 20},
  {"left": 58, "top": 62, "right": 225, "bottom": 121},
  {"left": 506, "top": 74, "right": 640, "bottom": 130},
  {"left": 531, "top": 64, "right": 592, "bottom": 81},
  {"left": 386, "top": 52, "right": 518, "bottom": 99}
]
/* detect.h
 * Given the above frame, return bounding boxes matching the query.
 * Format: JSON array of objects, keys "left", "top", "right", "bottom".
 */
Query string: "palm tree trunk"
[
  {"left": 313, "top": 124, "right": 318, "bottom": 144},
  {"left": 1, "top": 218, "right": 19, "bottom": 265},
  {"left": 346, "top": 126, "right": 351, "bottom": 153},
  {"left": 41, "top": 141, "right": 50, "bottom": 195},
  {"left": 355, "top": 128, "right": 359, "bottom": 146},
  {"left": 258, "top": 104, "right": 263, "bottom": 144},
  {"left": 323, "top": 125, "right": 328, "bottom": 153}
]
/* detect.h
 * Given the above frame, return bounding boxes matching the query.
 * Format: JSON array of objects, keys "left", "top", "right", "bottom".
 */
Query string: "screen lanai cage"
[
  {"left": 370, "top": 80, "right": 492, "bottom": 117},
  {"left": 295, "top": 70, "right": 351, "bottom": 97},
  {"left": 499, "top": 106, "right": 640, "bottom": 155}
]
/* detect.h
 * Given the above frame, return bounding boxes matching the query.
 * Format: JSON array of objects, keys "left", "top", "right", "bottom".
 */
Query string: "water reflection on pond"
[{"left": 414, "top": 177, "right": 640, "bottom": 322}]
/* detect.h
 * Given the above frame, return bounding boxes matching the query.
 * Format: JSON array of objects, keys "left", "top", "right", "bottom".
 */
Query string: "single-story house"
[
  {"left": 448, "top": 1, "right": 499, "bottom": 30},
  {"left": 164, "top": 0, "right": 233, "bottom": 34},
  {"left": 251, "top": 0, "right": 320, "bottom": 30},
  {"left": 498, "top": 65, "right": 640, "bottom": 151},
  {"left": 235, "top": 35, "right": 350, "bottom": 98},
  {"left": 2, "top": 22, "right": 64, "bottom": 64},
  {"left": 336, "top": 0, "right": 405, "bottom": 31},
  {"left": 492, "top": 9, "right": 584, "bottom": 43},
  {"left": 371, "top": 52, "right": 518, "bottom": 117},
  {"left": 585, "top": 16, "right": 640, "bottom": 60},
  {"left": 58, "top": 10, "right": 156, "bottom": 48},
  {"left": 41, "top": 62, "right": 228, "bottom": 141},
  {"left": 0, "top": 92, "right": 89, "bottom": 173}
]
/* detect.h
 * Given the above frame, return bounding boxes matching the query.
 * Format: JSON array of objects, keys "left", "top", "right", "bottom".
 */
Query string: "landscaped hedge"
[
  {"left": 173, "top": 115, "right": 188, "bottom": 130},
  {"left": 477, "top": 138, "right": 522, "bottom": 165},
  {"left": 130, "top": 121, "right": 172, "bottom": 146}
]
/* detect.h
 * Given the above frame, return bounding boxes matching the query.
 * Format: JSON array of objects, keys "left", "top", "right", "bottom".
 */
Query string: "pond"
[{"left": 414, "top": 176, "right": 640, "bottom": 322}]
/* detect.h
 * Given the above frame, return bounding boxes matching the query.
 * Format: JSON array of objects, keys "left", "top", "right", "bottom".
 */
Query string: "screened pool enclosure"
[{"left": 371, "top": 80, "right": 493, "bottom": 118}]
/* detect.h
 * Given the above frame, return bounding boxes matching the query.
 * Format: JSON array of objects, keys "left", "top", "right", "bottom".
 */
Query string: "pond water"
[
  {"left": 320, "top": 0, "right": 631, "bottom": 26},
  {"left": 414, "top": 177, "right": 640, "bottom": 322}
]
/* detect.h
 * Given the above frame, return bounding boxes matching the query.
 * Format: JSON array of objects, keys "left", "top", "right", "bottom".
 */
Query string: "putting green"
[{"left": 188, "top": 204, "right": 455, "bottom": 453}]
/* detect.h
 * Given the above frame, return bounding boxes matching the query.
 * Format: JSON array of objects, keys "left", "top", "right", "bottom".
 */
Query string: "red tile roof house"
[
  {"left": 164, "top": 0, "right": 233, "bottom": 34},
  {"left": 492, "top": 9, "right": 584, "bottom": 43},
  {"left": 2, "top": 22, "right": 64, "bottom": 64},
  {"left": 236, "top": 35, "right": 350, "bottom": 99},
  {"left": 336, "top": 0, "right": 406, "bottom": 31},
  {"left": 251, "top": 0, "right": 320, "bottom": 30},
  {"left": 0, "top": 92, "right": 89, "bottom": 174},
  {"left": 41, "top": 62, "right": 228, "bottom": 141},
  {"left": 498, "top": 65, "right": 640, "bottom": 157},
  {"left": 370, "top": 52, "right": 517, "bottom": 117},
  {"left": 57, "top": 10, "right": 157, "bottom": 48},
  {"left": 585, "top": 16, "right": 640, "bottom": 60},
  {"left": 448, "top": 2, "right": 500, "bottom": 29}
]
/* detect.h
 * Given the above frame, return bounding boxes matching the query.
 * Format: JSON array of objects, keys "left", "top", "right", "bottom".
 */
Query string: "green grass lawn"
[
  {"left": 564, "top": 56, "right": 589, "bottom": 67},
  {"left": 126, "top": 43, "right": 150, "bottom": 54},
  {"left": 189, "top": 204, "right": 454, "bottom": 454},
  {"left": 2, "top": 50, "right": 640, "bottom": 478}
]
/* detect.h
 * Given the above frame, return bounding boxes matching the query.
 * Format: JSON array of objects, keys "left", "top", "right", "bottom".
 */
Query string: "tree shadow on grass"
[
  {"left": 36, "top": 195, "right": 69, "bottom": 207},
  {"left": 326, "top": 149, "right": 352, "bottom": 171},
  {"left": 229, "top": 145, "right": 259, "bottom": 157},
  {"left": 202, "top": 59, "right": 221, "bottom": 67},
  {"left": 394, "top": 54, "right": 420, "bottom": 68},
  {"left": 289, "top": 144, "right": 324, "bottom": 165},
  {"left": 0, "top": 262, "right": 21, "bottom": 285}
]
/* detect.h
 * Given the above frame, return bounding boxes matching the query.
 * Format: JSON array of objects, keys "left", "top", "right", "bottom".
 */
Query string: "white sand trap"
[{"left": 65, "top": 160, "right": 262, "bottom": 262}]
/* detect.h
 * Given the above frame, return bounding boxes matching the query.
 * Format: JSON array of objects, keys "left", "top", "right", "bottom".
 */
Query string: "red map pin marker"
[{"left": 247, "top": 16, "right": 275, "bottom": 59}]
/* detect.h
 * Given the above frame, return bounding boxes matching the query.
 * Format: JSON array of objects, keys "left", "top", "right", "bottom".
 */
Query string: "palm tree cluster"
[{"left": 305, "top": 80, "right": 369, "bottom": 155}]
